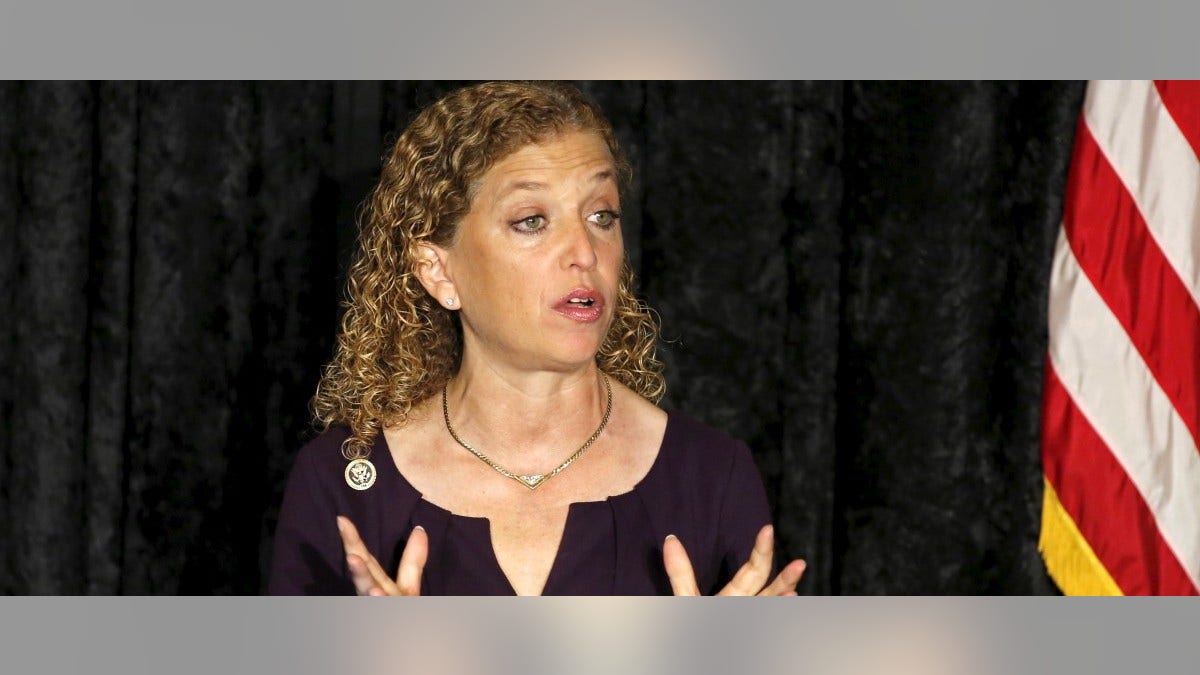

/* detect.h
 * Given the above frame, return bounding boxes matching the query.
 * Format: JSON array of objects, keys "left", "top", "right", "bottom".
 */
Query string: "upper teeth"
[{"left": 569, "top": 298, "right": 592, "bottom": 305}]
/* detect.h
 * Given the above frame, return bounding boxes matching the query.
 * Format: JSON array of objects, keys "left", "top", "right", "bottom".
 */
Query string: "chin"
[
  {"left": 543, "top": 339, "right": 606, "bottom": 372},
  {"left": 528, "top": 314, "right": 613, "bottom": 370}
]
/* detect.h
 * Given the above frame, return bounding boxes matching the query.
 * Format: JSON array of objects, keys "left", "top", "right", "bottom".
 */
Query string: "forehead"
[{"left": 476, "top": 132, "right": 616, "bottom": 197}]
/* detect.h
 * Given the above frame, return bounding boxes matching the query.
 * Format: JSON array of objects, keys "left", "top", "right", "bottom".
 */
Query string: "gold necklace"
[{"left": 441, "top": 373, "right": 613, "bottom": 490}]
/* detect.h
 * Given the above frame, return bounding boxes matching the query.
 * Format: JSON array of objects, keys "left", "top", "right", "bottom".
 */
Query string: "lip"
[{"left": 552, "top": 287, "right": 606, "bottom": 323}]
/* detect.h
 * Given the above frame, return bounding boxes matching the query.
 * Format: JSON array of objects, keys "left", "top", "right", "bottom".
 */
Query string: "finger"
[
  {"left": 395, "top": 526, "right": 428, "bottom": 596},
  {"left": 662, "top": 535, "right": 701, "bottom": 596},
  {"left": 339, "top": 517, "right": 379, "bottom": 596},
  {"left": 338, "top": 516, "right": 398, "bottom": 595},
  {"left": 758, "top": 559, "right": 807, "bottom": 597},
  {"left": 337, "top": 515, "right": 371, "bottom": 560},
  {"left": 718, "top": 525, "right": 776, "bottom": 596},
  {"left": 346, "top": 553, "right": 380, "bottom": 596}
]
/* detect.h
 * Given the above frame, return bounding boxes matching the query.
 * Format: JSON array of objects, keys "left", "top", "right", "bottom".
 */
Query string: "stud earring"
[{"left": 445, "top": 297, "right": 456, "bottom": 308}]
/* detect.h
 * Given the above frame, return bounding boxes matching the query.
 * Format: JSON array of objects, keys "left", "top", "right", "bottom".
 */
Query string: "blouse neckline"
[
  {"left": 369, "top": 409, "right": 678, "bottom": 595},
  {"left": 370, "top": 408, "right": 677, "bottom": 520}
]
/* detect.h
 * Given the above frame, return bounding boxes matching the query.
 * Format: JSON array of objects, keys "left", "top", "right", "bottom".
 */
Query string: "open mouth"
[{"left": 554, "top": 288, "right": 605, "bottom": 322}]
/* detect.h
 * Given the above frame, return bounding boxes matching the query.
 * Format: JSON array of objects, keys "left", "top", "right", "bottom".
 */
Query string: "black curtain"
[{"left": 0, "top": 81, "right": 1084, "bottom": 594}]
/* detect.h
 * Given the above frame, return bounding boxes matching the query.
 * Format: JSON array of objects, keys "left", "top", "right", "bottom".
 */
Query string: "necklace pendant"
[{"left": 515, "top": 474, "right": 547, "bottom": 490}]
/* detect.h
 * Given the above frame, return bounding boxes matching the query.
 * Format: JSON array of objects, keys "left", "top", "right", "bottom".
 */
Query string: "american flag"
[{"left": 1040, "top": 80, "right": 1200, "bottom": 595}]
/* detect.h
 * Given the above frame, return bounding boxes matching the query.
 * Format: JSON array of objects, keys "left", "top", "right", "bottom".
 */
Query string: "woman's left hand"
[
  {"left": 663, "top": 524, "right": 806, "bottom": 596},
  {"left": 337, "top": 515, "right": 427, "bottom": 596}
]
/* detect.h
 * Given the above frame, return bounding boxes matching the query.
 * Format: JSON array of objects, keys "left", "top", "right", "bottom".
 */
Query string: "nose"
[{"left": 560, "top": 216, "right": 599, "bottom": 271}]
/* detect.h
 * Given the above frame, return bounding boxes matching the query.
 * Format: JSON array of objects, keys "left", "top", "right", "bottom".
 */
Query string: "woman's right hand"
[
  {"left": 336, "top": 515, "right": 427, "bottom": 596},
  {"left": 663, "top": 524, "right": 805, "bottom": 596}
]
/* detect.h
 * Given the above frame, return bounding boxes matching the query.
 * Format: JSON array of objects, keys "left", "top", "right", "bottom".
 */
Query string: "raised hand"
[
  {"left": 337, "top": 515, "right": 428, "bottom": 596},
  {"left": 663, "top": 524, "right": 806, "bottom": 596}
]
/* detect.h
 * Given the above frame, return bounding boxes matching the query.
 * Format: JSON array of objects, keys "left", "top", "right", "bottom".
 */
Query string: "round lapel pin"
[{"left": 344, "top": 458, "right": 377, "bottom": 491}]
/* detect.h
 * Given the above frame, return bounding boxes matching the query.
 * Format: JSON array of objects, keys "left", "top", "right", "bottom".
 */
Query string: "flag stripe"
[
  {"left": 1062, "top": 119, "right": 1200, "bottom": 454},
  {"left": 1154, "top": 80, "right": 1200, "bottom": 162},
  {"left": 1083, "top": 80, "right": 1200, "bottom": 306},
  {"left": 1042, "top": 363, "right": 1196, "bottom": 595},
  {"left": 1047, "top": 229, "right": 1200, "bottom": 590}
]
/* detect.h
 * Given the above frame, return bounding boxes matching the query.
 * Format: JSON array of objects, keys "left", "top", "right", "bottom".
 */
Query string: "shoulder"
[
  {"left": 662, "top": 409, "right": 754, "bottom": 467},
  {"left": 663, "top": 410, "right": 771, "bottom": 528},
  {"left": 649, "top": 409, "right": 761, "bottom": 496},
  {"left": 663, "top": 409, "right": 744, "bottom": 447},
  {"left": 282, "top": 426, "right": 374, "bottom": 497},
  {"left": 292, "top": 426, "right": 355, "bottom": 473}
]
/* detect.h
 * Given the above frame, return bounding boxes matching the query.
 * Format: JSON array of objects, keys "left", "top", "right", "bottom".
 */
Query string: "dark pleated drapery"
[{"left": 0, "top": 81, "right": 1084, "bottom": 594}]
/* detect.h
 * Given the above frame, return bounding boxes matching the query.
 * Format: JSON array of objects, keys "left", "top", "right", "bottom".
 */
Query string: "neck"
[{"left": 444, "top": 352, "right": 609, "bottom": 467}]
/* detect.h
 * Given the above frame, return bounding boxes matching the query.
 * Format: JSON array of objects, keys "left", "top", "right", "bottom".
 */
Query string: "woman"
[{"left": 269, "top": 81, "right": 806, "bottom": 595}]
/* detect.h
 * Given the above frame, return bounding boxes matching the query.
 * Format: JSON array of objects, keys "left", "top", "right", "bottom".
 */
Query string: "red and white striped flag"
[{"left": 1040, "top": 80, "right": 1200, "bottom": 595}]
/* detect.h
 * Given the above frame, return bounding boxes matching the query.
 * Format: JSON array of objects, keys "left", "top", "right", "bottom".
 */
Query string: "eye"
[
  {"left": 511, "top": 214, "right": 547, "bottom": 233},
  {"left": 587, "top": 210, "right": 621, "bottom": 229}
]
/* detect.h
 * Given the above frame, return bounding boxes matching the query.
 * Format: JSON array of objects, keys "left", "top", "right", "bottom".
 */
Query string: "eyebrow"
[{"left": 497, "top": 169, "right": 617, "bottom": 198}]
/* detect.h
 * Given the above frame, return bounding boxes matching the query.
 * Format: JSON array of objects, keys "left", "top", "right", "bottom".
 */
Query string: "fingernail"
[
  {"left": 413, "top": 525, "right": 425, "bottom": 533},
  {"left": 664, "top": 534, "right": 677, "bottom": 543},
  {"left": 336, "top": 516, "right": 346, "bottom": 533}
]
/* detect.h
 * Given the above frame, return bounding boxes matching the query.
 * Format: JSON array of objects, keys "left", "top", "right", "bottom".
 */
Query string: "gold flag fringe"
[{"left": 1039, "top": 477, "right": 1123, "bottom": 596}]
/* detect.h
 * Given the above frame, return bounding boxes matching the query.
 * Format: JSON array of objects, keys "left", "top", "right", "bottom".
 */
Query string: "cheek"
[
  {"left": 482, "top": 254, "right": 547, "bottom": 311},
  {"left": 453, "top": 236, "right": 515, "bottom": 302},
  {"left": 599, "top": 239, "right": 625, "bottom": 277}
]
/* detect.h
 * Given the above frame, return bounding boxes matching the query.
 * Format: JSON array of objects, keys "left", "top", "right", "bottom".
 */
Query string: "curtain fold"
[{"left": 0, "top": 81, "right": 1084, "bottom": 594}]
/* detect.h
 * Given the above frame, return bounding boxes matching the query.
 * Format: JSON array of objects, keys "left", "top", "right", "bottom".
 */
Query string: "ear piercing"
[{"left": 445, "top": 297, "right": 456, "bottom": 308}]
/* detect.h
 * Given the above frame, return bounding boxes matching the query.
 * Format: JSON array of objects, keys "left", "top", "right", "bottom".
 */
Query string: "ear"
[{"left": 413, "top": 242, "right": 459, "bottom": 310}]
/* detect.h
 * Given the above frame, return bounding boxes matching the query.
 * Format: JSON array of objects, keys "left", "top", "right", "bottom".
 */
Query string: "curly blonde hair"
[{"left": 313, "top": 82, "right": 666, "bottom": 459}]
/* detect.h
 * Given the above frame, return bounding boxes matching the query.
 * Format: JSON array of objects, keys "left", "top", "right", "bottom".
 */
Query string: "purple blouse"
[{"left": 268, "top": 410, "right": 772, "bottom": 595}]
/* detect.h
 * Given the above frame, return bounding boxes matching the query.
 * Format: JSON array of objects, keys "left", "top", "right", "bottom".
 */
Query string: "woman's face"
[{"left": 439, "top": 130, "right": 624, "bottom": 374}]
